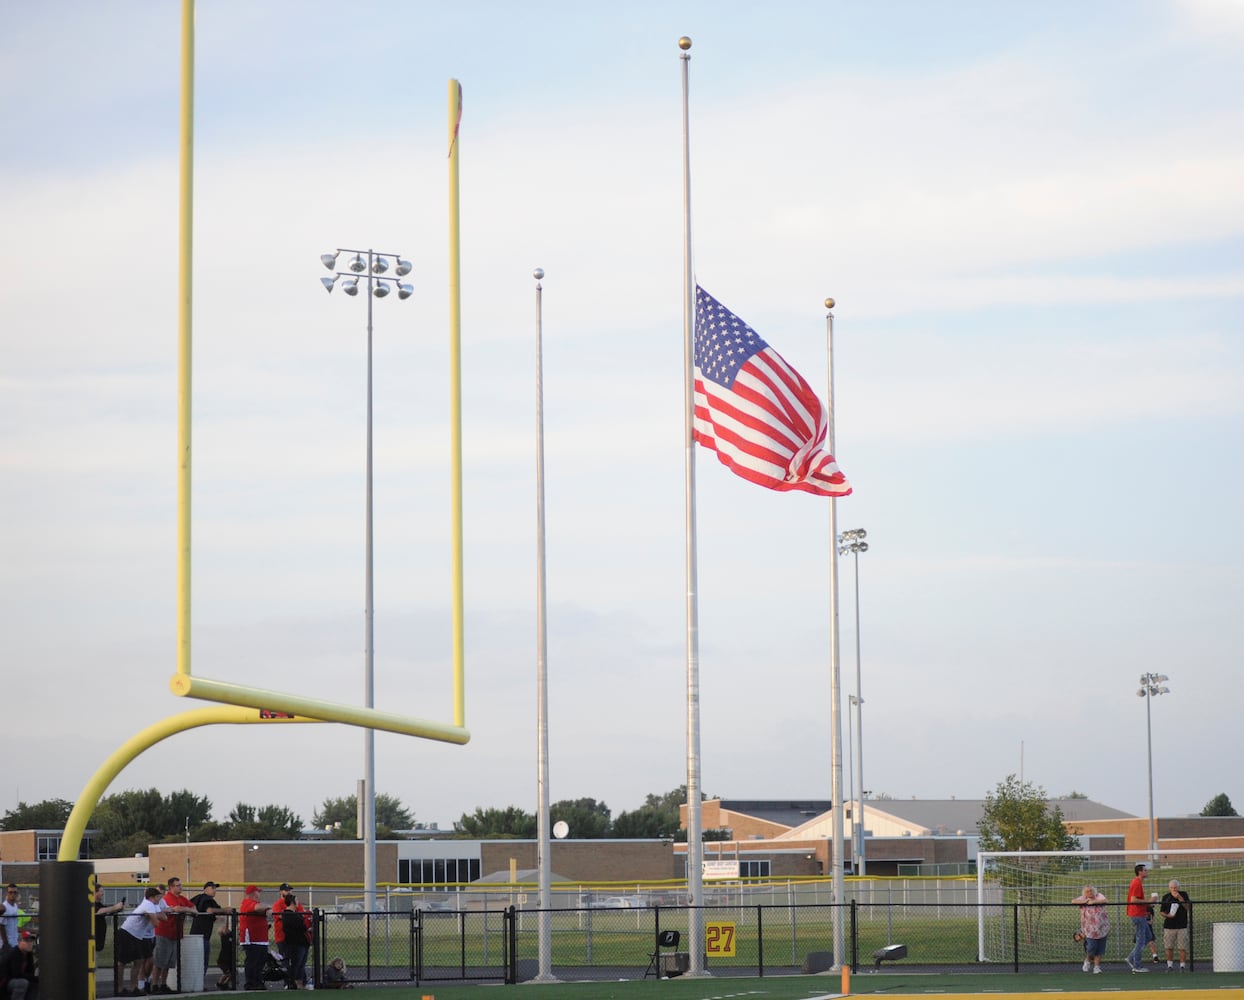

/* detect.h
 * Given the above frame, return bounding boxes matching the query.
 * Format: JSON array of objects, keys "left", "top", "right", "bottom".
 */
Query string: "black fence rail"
[{"left": 87, "top": 897, "right": 1244, "bottom": 990}]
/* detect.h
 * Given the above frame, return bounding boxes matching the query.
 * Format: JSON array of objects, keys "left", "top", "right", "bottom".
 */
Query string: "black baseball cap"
[{"left": 203, "top": 881, "right": 220, "bottom": 889}]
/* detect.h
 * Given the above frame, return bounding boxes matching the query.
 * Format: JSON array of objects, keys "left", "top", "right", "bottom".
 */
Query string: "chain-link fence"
[{"left": 75, "top": 884, "right": 1244, "bottom": 991}]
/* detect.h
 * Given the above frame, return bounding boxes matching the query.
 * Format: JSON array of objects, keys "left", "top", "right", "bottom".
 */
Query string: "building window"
[
  {"left": 38, "top": 834, "right": 93, "bottom": 861},
  {"left": 739, "top": 859, "right": 771, "bottom": 878},
  {"left": 399, "top": 857, "right": 481, "bottom": 886}
]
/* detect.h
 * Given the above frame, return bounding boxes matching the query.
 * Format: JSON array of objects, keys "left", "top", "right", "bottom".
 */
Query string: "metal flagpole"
[
  {"left": 825, "top": 298, "right": 845, "bottom": 969},
  {"left": 533, "top": 267, "right": 556, "bottom": 981},
  {"left": 679, "top": 34, "right": 707, "bottom": 977}
]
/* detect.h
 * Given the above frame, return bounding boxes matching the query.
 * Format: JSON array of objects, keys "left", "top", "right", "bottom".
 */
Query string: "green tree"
[
  {"left": 311, "top": 793, "right": 413, "bottom": 838},
  {"left": 89, "top": 788, "right": 214, "bottom": 857},
  {"left": 456, "top": 806, "right": 536, "bottom": 838},
  {"left": 1201, "top": 793, "right": 1239, "bottom": 817},
  {"left": 613, "top": 786, "right": 711, "bottom": 840},
  {"left": 1, "top": 799, "right": 74, "bottom": 830},
  {"left": 549, "top": 798, "right": 611, "bottom": 839},
  {"left": 979, "top": 775, "right": 1080, "bottom": 944},
  {"left": 978, "top": 775, "right": 1079, "bottom": 853},
  {"left": 225, "top": 803, "right": 303, "bottom": 840}
]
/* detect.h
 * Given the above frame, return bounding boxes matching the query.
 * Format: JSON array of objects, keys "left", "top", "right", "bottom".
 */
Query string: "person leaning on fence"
[
  {"left": 116, "top": 885, "right": 166, "bottom": 996},
  {"left": 94, "top": 885, "right": 125, "bottom": 953},
  {"left": 238, "top": 885, "right": 272, "bottom": 991},
  {"left": 1161, "top": 878, "right": 1191, "bottom": 971},
  {"left": 189, "top": 882, "right": 233, "bottom": 972},
  {"left": 1072, "top": 885, "right": 1109, "bottom": 973}
]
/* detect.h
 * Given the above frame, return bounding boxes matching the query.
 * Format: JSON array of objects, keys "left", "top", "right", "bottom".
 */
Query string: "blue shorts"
[{"left": 1085, "top": 935, "right": 1107, "bottom": 958}]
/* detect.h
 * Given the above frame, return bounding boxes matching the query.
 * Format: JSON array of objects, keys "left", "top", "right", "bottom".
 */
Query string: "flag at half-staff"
[{"left": 693, "top": 285, "right": 852, "bottom": 497}]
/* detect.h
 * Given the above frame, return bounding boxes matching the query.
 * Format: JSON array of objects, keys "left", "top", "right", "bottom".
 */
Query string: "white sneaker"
[
  {"left": 1083, "top": 959, "right": 1092, "bottom": 972},
  {"left": 1093, "top": 965, "right": 1102, "bottom": 974}
]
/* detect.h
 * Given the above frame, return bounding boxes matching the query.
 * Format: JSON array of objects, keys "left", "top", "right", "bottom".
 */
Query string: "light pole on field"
[
  {"left": 1137, "top": 672, "right": 1170, "bottom": 856},
  {"left": 838, "top": 527, "right": 868, "bottom": 875},
  {"left": 319, "top": 247, "right": 413, "bottom": 913}
]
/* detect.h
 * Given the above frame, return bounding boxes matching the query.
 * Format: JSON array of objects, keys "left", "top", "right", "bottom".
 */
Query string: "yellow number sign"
[{"left": 705, "top": 921, "right": 736, "bottom": 957}]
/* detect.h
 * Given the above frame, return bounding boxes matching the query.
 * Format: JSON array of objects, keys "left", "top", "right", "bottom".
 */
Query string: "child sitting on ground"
[{"left": 322, "top": 956, "right": 353, "bottom": 989}]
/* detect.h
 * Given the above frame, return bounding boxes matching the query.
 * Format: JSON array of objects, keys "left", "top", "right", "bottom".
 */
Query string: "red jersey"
[{"left": 154, "top": 890, "right": 192, "bottom": 939}]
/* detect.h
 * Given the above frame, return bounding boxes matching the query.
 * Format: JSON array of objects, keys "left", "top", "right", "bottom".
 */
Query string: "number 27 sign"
[{"left": 705, "top": 921, "right": 736, "bottom": 957}]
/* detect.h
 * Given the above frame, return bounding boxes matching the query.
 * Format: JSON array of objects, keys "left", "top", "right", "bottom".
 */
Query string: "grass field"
[{"left": 279, "top": 969, "right": 1244, "bottom": 998}]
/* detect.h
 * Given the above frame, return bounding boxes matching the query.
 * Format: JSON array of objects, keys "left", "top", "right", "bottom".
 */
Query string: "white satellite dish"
[{"left": 553, "top": 820, "right": 570, "bottom": 839}]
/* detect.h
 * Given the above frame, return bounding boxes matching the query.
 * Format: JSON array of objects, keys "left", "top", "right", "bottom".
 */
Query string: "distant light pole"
[
  {"left": 838, "top": 528, "right": 868, "bottom": 875},
  {"left": 319, "top": 247, "right": 413, "bottom": 914},
  {"left": 1137, "top": 672, "right": 1170, "bottom": 855}
]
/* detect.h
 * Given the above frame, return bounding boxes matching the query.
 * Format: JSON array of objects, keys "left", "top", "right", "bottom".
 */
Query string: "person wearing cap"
[
  {"left": 189, "top": 882, "right": 234, "bottom": 972},
  {"left": 238, "top": 885, "right": 271, "bottom": 991},
  {"left": 277, "top": 890, "right": 311, "bottom": 990},
  {"left": 1126, "top": 862, "right": 1154, "bottom": 972},
  {"left": 2, "top": 931, "right": 37, "bottom": 1000},
  {"left": 270, "top": 883, "right": 293, "bottom": 959}
]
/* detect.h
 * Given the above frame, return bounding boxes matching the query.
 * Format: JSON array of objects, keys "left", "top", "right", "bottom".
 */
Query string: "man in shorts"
[
  {"left": 151, "top": 878, "right": 196, "bottom": 995},
  {"left": 115, "top": 886, "right": 165, "bottom": 996},
  {"left": 1161, "top": 878, "right": 1192, "bottom": 971}
]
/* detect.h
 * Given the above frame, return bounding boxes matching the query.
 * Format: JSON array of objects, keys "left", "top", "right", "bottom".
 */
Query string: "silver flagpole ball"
[
  {"left": 533, "top": 268, "right": 544, "bottom": 280},
  {"left": 825, "top": 297, "right": 836, "bottom": 310},
  {"left": 679, "top": 36, "right": 692, "bottom": 50}
]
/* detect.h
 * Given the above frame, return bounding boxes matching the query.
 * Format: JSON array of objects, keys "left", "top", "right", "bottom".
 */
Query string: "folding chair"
[{"left": 644, "top": 929, "right": 681, "bottom": 978}]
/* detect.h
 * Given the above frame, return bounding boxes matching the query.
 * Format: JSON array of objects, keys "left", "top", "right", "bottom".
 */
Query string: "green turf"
[{"left": 305, "top": 968, "right": 1244, "bottom": 998}]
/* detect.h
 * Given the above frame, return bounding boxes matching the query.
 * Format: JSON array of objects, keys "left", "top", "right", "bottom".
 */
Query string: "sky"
[{"left": 4, "top": 0, "right": 1243, "bottom": 839}]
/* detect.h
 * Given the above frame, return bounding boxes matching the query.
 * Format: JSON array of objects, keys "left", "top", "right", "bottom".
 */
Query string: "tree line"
[
  {"left": 0, "top": 785, "right": 722, "bottom": 856},
  {"left": 7, "top": 783, "right": 1233, "bottom": 858}
]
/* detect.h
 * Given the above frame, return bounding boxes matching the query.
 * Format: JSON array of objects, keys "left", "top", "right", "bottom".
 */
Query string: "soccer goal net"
[{"left": 976, "top": 848, "right": 1244, "bottom": 963}]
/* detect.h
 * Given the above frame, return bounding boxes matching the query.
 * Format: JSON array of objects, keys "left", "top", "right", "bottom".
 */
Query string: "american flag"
[{"left": 693, "top": 286, "right": 851, "bottom": 497}]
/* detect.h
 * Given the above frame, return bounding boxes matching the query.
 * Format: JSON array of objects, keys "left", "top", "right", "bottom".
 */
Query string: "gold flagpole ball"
[
  {"left": 825, "top": 298, "right": 836, "bottom": 310},
  {"left": 679, "top": 36, "right": 692, "bottom": 50}
]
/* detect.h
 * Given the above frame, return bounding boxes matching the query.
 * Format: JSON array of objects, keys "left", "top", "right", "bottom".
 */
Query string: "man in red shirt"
[
  {"left": 238, "top": 885, "right": 272, "bottom": 991},
  {"left": 1125, "top": 863, "right": 1153, "bottom": 973},
  {"left": 151, "top": 878, "right": 196, "bottom": 995}
]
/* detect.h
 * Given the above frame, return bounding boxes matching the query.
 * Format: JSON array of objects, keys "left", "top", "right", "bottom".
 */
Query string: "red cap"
[{"left": 244, "top": 885, "right": 260, "bottom": 894}]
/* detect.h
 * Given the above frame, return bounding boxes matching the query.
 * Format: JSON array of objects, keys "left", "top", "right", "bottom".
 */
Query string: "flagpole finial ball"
[
  {"left": 825, "top": 297, "right": 836, "bottom": 310},
  {"left": 533, "top": 268, "right": 544, "bottom": 280},
  {"left": 678, "top": 36, "right": 692, "bottom": 50}
]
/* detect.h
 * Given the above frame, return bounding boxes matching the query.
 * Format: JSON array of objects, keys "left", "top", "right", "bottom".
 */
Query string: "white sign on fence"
[{"left": 702, "top": 859, "right": 740, "bottom": 880}]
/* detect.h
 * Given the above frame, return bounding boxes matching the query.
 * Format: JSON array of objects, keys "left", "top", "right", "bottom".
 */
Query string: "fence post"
[
  {"left": 1012, "top": 903, "right": 1019, "bottom": 973},
  {"left": 850, "top": 898, "right": 858, "bottom": 971},
  {"left": 756, "top": 904, "right": 764, "bottom": 977},
  {"left": 505, "top": 905, "right": 517, "bottom": 984}
]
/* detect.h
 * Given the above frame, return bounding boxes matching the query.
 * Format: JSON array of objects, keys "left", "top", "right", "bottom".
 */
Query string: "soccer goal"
[{"left": 976, "top": 848, "right": 1244, "bottom": 963}]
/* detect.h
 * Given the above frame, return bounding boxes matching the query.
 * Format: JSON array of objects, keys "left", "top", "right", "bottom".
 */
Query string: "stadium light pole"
[
  {"left": 319, "top": 248, "right": 413, "bottom": 914},
  {"left": 838, "top": 528, "right": 868, "bottom": 875},
  {"left": 1137, "top": 672, "right": 1170, "bottom": 856}
]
